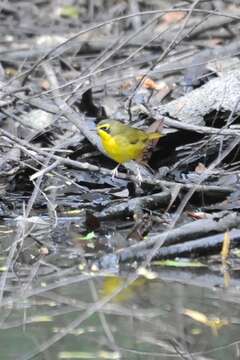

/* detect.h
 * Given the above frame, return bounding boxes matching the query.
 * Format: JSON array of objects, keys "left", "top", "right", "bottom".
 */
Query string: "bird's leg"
[
  {"left": 136, "top": 165, "right": 143, "bottom": 185},
  {"left": 111, "top": 164, "right": 120, "bottom": 181}
]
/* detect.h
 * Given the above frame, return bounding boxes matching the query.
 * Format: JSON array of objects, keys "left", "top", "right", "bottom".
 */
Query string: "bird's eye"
[{"left": 99, "top": 124, "right": 111, "bottom": 133}]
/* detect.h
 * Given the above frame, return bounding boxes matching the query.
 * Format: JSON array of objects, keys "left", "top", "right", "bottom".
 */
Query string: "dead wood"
[
  {"left": 154, "top": 69, "right": 240, "bottom": 125},
  {"left": 116, "top": 212, "right": 240, "bottom": 262},
  {"left": 151, "top": 228, "right": 240, "bottom": 260},
  {"left": 98, "top": 190, "right": 171, "bottom": 219},
  {"left": 117, "top": 228, "right": 240, "bottom": 262}
]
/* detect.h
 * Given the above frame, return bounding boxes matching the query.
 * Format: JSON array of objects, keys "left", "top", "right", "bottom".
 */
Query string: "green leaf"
[
  {"left": 232, "top": 248, "right": 240, "bottom": 257},
  {"left": 80, "top": 231, "right": 96, "bottom": 241},
  {"left": 59, "top": 351, "right": 120, "bottom": 359},
  {"left": 152, "top": 259, "right": 206, "bottom": 267},
  {"left": 60, "top": 5, "right": 80, "bottom": 18}
]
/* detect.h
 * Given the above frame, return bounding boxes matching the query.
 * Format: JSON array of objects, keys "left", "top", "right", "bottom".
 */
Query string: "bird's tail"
[{"left": 148, "top": 132, "right": 162, "bottom": 140}]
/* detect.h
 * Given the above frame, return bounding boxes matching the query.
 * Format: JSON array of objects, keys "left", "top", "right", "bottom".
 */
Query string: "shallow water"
[
  {"left": 0, "top": 222, "right": 240, "bottom": 360},
  {"left": 1, "top": 268, "right": 240, "bottom": 359}
]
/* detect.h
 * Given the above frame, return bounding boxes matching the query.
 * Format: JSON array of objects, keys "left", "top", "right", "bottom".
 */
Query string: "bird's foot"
[{"left": 111, "top": 164, "right": 120, "bottom": 181}]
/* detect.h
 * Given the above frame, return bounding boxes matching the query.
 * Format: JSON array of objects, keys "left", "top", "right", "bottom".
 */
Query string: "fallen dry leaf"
[
  {"left": 137, "top": 76, "right": 167, "bottom": 91},
  {"left": 162, "top": 11, "right": 186, "bottom": 24},
  {"left": 195, "top": 162, "right": 207, "bottom": 174},
  {"left": 41, "top": 79, "right": 50, "bottom": 90},
  {"left": 187, "top": 211, "right": 208, "bottom": 220},
  {"left": 221, "top": 231, "right": 231, "bottom": 261},
  {"left": 184, "top": 308, "right": 229, "bottom": 335}
]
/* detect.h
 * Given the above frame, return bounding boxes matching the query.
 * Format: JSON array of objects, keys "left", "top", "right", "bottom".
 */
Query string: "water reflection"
[{"left": 0, "top": 223, "right": 240, "bottom": 359}]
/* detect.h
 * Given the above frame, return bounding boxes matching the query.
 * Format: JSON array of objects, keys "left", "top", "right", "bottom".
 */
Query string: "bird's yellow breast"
[{"left": 98, "top": 129, "right": 144, "bottom": 164}]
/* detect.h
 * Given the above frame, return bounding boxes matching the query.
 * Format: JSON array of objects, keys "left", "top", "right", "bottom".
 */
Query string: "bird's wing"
[{"left": 127, "top": 128, "right": 148, "bottom": 145}]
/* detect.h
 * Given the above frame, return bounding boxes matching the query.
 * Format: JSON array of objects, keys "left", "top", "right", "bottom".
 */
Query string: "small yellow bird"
[{"left": 96, "top": 119, "right": 161, "bottom": 179}]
